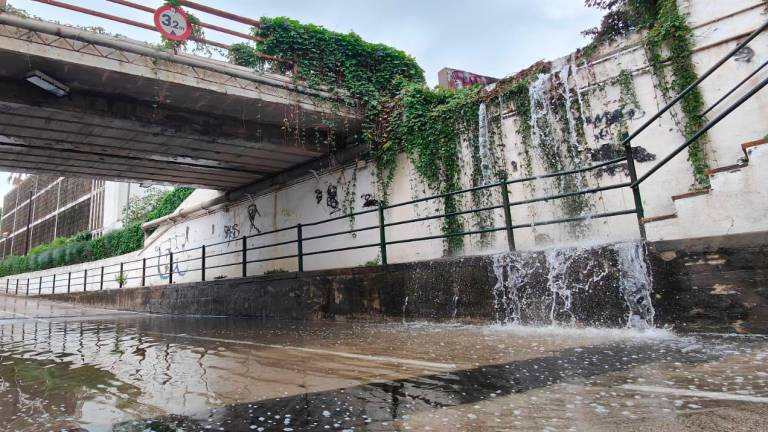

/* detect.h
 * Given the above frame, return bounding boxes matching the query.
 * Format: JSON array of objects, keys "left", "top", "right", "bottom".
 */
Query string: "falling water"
[
  {"left": 491, "top": 241, "right": 655, "bottom": 329},
  {"left": 557, "top": 63, "right": 582, "bottom": 156},
  {"left": 477, "top": 102, "right": 495, "bottom": 185},
  {"left": 615, "top": 242, "right": 655, "bottom": 329},
  {"left": 402, "top": 296, "right": 408, "bottom": 324}
]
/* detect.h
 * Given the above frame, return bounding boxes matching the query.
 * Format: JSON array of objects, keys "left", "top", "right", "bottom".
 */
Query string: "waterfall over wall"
[{"left": 491, "top": 241, "right": 655, "bottom": 328}]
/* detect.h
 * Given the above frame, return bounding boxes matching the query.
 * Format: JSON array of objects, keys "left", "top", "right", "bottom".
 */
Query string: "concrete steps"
[{"left": 644, "top": 139, "right": 768, "bottom": 241}]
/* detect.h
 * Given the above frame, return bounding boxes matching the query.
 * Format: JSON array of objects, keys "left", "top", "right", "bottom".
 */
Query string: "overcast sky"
[{"left": 0, "top": 0, "right": 604, "bottom": 203}]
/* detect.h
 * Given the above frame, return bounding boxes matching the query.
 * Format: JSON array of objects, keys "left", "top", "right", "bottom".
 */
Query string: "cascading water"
[
  {"left": 491, "top": 241, "right": 656, "bottom": 329},
  {"left": 615, "top": 242, "right": 655, "bottom": 329},
  {"left": 477, "top": 102, "right": 495, "bottom": 186}
]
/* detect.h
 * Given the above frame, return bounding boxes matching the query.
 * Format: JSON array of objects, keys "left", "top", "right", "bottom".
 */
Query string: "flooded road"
[{"left": 1, "top": 295, "right": 767, "bottom": 431}]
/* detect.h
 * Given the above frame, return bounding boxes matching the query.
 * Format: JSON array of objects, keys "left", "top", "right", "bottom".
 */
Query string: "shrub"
[{"left": 0, "top": 187, "right": 194, "bottom": 277}]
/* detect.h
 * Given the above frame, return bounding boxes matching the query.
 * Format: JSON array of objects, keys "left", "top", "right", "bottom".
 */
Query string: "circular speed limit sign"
[{"left": 154, "top": 5, "right": 192, "bottom": 41}]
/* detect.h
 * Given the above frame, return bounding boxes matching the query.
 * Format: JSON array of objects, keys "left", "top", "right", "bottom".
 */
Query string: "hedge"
[{"left": 0, "top": 187, "right": 193, "bottom": 278}]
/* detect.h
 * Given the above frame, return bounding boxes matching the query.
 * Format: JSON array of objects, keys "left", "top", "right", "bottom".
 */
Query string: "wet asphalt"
[{"left": 0, "top": 294, "right": 767, "bottom": 431}]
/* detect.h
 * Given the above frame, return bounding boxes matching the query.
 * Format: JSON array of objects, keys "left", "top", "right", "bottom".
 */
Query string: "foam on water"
[
  {"left": 484, "top": 323, "right": 677, "bottom": 342},
  {"left": 491, "top": 241, "right": 657, "bottom": 330}
]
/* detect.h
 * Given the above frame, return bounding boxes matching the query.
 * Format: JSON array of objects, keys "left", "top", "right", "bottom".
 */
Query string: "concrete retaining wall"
[{"left": 41, "top": 235, "right": 768, "bottom": 334}]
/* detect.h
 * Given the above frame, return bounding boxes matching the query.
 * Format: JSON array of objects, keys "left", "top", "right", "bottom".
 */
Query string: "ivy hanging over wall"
[
  {"left": 584, "top": 0, "right": 712, "bottom": 188},
  {"left": 645, "top": 0, "right": 710, "bottom": 188},
  {"left": 229, "top": 18, "right": 484, "bottom": 253}
]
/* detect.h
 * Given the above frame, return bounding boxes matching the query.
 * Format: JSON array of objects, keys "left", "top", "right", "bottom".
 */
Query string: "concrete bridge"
[{"left": 0, "top": 12, "right": 360, "bottom": 190}]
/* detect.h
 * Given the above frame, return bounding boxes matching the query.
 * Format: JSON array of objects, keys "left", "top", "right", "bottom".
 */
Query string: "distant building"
[
  {"left": 0, "top": 175, "right": 168, "bottom": 257},
  {"left": 438, "top": 67, "right": 498, "bottom": 90}
]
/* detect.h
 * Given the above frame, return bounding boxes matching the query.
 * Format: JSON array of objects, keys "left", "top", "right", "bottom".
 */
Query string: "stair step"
[
  {"left": 672, "top": 189, "right": 711, "bottom": 201},
  {"left": 741, "top": 138, "right": 768, "bottom": 157},
  {"left": 641, "top": 213, "right": 677, "bottom": 224},
  {"left": 706, "top": 163, "right": 747, "bottom": 176}
]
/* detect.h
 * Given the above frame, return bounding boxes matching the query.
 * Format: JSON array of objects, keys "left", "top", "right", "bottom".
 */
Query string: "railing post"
[
  {"left": 500, "top": 181, "right": 516, "bottom": 251},
  {"left": 119, "top": 262, "right": 124, "bottom": 288},
  {"left": 5, "top": 278, "right": 8, "bottom": 293},
  {"left": 242, "top": 236, "right": 247, "bottom": 278},
  {"left": 141, "top": 258, "right": 146, "bottom": 286},
  {"left": 378, "top": 203, "right": 388, "bottom": 266},
  {"left": 38, "top": 276, "right": 42, "bottom": 295},
  {"left": 52, "top": 274, "right": 56, "bottom": 295},
  {"left": 67, "top": 272, "right": 71, "bottom": 293},
  {"left": 26, "top": 278, "right": 29, "bottom": 296},
  {"left": 169, "top": 252, "right": 174, "bottom": 284},
  {"left": 296, "top": 224, "right": 303, "bottom": 273},
  {"left": 83, "top": 269, "right": 87, "bottom": 292},
  {"left": 15, "top": 279, "right": 18, "bottom": 295},
  {"left": 624, "top": 140, "right": 647, "bottom": 240},
  {"left": 100, "top": 266, "right": 104, "bottom": 290},
  {"left": 200, "top": 246, "right": 206, "bottom": 281}
]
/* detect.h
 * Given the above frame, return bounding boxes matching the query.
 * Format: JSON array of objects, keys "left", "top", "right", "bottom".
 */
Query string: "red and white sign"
[{"left": 154, "top": 5, "right": 192, "bottom": 41}]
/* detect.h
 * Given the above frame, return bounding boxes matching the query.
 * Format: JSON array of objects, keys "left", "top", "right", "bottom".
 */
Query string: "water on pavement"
[{"left": 0, "top": 295, "right": 767, "bottom": 431}]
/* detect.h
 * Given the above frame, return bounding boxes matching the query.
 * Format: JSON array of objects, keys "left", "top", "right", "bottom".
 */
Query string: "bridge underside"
[{"left": 0, "top": 16, "right": 360, "bottom": 190}]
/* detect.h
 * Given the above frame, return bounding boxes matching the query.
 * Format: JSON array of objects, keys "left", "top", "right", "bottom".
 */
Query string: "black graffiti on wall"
[
  {"left": 224, "top": 224, "right": 240, "bottom": 241},
  {"left": 247, "top": 204, "right": 261, "bottom": 234},
  {"left": 326, "top": 185, "right": 340, "bottom": 214},
  {"left": 587, "top": 108, "right": 646, "bottom": 144},
  {"left": 361, "top": 194, "right": 379, "bottom": 208}
]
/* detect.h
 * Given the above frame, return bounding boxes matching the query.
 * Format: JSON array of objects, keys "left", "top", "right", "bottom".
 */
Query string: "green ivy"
[
  {"left": 0, "top": 187, "right": 194, "bottom": 278},
  {"left": 384, "top": 84, "right": 481, "bottom": 253},
  {"left": 584, "top": 0, "right": 711, "bottom": 188},
  {"left": 645, "top": 0, "right": 710, "bottom": 188}
]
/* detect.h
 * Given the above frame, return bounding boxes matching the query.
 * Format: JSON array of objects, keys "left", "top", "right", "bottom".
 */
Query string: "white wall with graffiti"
[{"left": 3, "top": 0, "right": 766, "bottom": 290}]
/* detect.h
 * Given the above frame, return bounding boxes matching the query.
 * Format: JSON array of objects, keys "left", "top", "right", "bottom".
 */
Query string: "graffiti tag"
[
  {"left": 247, "top": 204, "right": 261, "bottom": 234},
  {"left": 224, "top": 224, "right": 240, "bottom": 241}
]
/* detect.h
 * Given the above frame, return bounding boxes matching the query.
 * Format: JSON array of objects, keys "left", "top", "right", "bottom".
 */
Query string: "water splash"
[
  {"left": 402, "top": 296, "right": 408, "bottom": 325},
  {"left": 477, "top": 102, "right": 495, "bottom": 185},
  {"left": 491, "top": 241, "right": 655, "bottom": 329},
  {"left": 615, "top": 242, "right": 655, "bottom": 329}
]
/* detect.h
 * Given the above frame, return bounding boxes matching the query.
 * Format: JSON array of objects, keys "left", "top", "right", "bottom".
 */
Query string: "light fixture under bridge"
[{"left": 25, "top": 70, "right": 69, "bottom": 97}]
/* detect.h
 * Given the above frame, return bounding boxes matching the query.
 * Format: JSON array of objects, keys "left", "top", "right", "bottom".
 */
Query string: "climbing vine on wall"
[
  {"left": 645, "top": 0, "right": 710, "bottom": 188},
  {"left": 230, "top": 18, "right": 490, "bottom": 253},
  {"left": 584, "top": 0, "right": 711, "bottom": 188}
]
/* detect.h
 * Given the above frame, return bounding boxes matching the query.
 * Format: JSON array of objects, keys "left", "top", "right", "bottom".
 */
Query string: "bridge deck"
[{"left": 0, "top": 14, "right": 360, "bottom": 190}]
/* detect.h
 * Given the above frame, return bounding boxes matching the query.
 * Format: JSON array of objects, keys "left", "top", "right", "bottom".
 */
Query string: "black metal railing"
[
  {"left": 2, "top": 20, "right": 767, "bottom": 297},
  {"left": 2, "top": 153, "right": 639, "bottom": 296}
]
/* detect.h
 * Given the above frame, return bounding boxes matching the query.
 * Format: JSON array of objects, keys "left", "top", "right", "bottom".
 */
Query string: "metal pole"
[
  {"left": 201, "top": 245, "right": 206, "bottom": 281},
  {"left": 296, "top": 224, "right": 303, "bottom": 273},
  {"left": 169, "top": 252, "right": 173, "bottom": 284},
  {"left": 624, "top": 140, "right": 646, "bottom": 240},
  {"left": 100, "top": 266, "right": 104, "bottom": 290},
  {"left": 141, "top": 258, "right": 146, "bottom": 286},
  {"left": 52, "top": 273, "right": 56, "bottom": 294},
  {"left": 83, "top": 269, "right": 87, "bottom": 292},
  {"left": 38, "top": 276, "right": 42, "bottom": 295},
  {"left": 67, "top": 272, "right": 71, "bottom": 293},
  {"left": 5, "top": 278, "right": 8, "bottom": 293},
  {"left": 23, "top": 190, "right": 32, "bottom": 256},
  {"left": 242, "top": 236, "right": 247, "bottom": 278},
  {"left": 500, "top": 182, "right": 516, "bottom": 251},
  {"left": 26, "top": 278, "right": 29, "bottom": 296},
  {"left": 15, "top": 279, "right": 18, "bottom": 295},
  {"left": 378, "top": 203, "right": 388, "bottom": 266},
  {"left": 119, "top": 262, "right": 124, "bottom": 288}
]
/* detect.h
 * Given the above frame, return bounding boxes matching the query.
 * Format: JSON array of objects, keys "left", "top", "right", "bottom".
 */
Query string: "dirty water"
[{"left": 1, "top": 295, "right": 767, "bottom": 431}]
